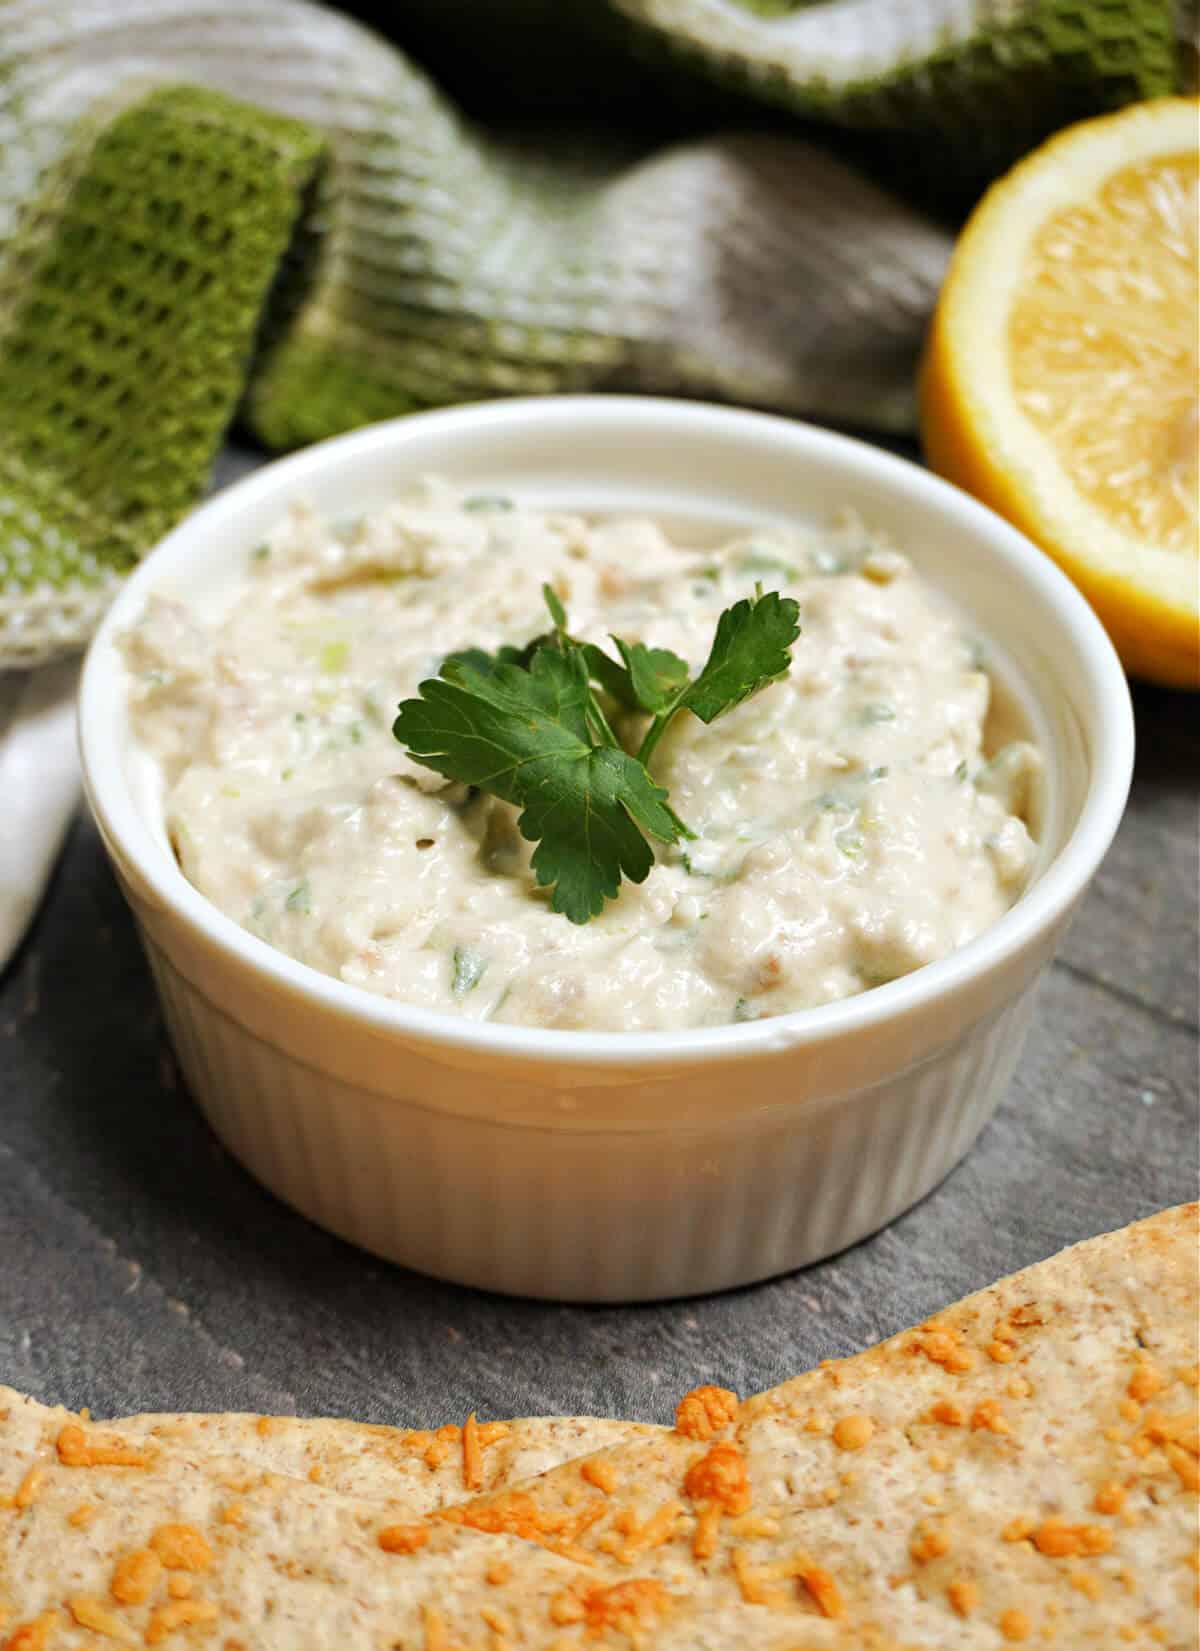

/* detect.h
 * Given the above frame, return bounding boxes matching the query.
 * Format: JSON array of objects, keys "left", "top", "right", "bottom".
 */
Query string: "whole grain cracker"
[
  {"left": 111, "top": 1409, "right": 658, "bottom": 1515},
  {"left": 2, "top": 1205, "right": 1195, "bottom": 1648},
  {"left": 435, "top": 1204, "right": 1200, "bottom": 1648}
]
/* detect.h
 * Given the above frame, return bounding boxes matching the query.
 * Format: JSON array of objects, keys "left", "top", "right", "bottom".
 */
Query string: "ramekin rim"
[{"left": 79, "top": 396, "right": 1135, "bottom": 1068}]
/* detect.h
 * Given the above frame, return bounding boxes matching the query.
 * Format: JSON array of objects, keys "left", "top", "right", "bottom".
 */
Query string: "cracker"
[
  {"left": 0, "top": 1389, "right": 603, "bottom": 1647},
  {"left": 2, "top": 1205, "right": 1194, "bottom": 1647},
  {"left": 438, "top": 1203, "right": 1200, "bottom": 1647},
  {"left": 112, "top": 1409, "right": 658, "bottom": 1514}
]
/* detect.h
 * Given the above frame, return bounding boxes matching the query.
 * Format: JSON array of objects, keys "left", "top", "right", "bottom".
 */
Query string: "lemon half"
[{"left": 921, "top": 98, "right": 1199, "bottom": 688}]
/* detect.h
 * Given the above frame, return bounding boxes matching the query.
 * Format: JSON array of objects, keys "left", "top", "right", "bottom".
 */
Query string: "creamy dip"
[{"left": 122, "top": 484, "right": 1042, "bottom": 1032}]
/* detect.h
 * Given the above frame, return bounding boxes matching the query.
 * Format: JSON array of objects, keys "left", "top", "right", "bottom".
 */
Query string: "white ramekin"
[{"left": 79, "top": 398, "right": 1134, "bottom": 1301}]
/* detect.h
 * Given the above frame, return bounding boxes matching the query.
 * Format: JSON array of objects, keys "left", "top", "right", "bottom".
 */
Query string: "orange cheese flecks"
[
  {"left": 602, "top": 1501, "right": 682, "bottom": 1565},
  {"left": 1128, "top": 1362, "right": 1163, "bottom": 1403},
  {"left": 1138, "top": 1410, "right": 1200, "bottom": 1489},
  {"left": 403, "top": 1423, "right": 462, "bottom": 1473},
  {"left": 3, "top": 1614, "right": 61, "bottom": 1651},
  {"left": 144, "top": 1599, "right": 218, "bottom": 1646},
  {"left": 149, "top": 1523, "right": 212, "bottom": 1572},
  {"left": 1033, "top": 1519, "right": 1113, "bottom": 1558},
  {"left": 692, "top": 1501, "right": 723, "bottom": 1561},
  {"left": 421, "top": 1605, "right": 450, "bottom": 1651},
  {"left": 580, "top": 1458, "right": 617, "bottom": 1495},
  {"left": 732, "top": 1548, "right": 785, "bottom": 1608},
  {"left": 111, "top": 1549, "right": 162, "bottom": 1605},
  {"left": 379, "top": 1523, "right": 431, "bottom": 1556},
  {"left": 833, "top": 1414, "right": 875, "bottom": 1451},
  {"left": 68, "top": 1598, "right": 138, "bottom": 1645},
  {"left": 999, "top": 1606, "right": 1032, "bottom": 1641},
  {"left": 682, "top": 1442, "right": 751, "bottom": 1516},
  {"left": 947, "top": 1577, "right": 979, "bottom": 1616},
  {"left": 1165, "top": 1443, "right": 1200, "bottom": 1491},
  {"left": 12, "top": 1469, "right": 44, "bottom": 1510},
  {"left": 1002, "top": 1516, "right": 1035, "bottom": 1543},
  {"left": 971, "top": 1399, "right": 1012, "bottom": 1436},
  {"left": 1069, "top": 1569, "right": 1103, "bottom": 1600},
  {"left": 462, "top": 1412, "right": 483, "bottom": 1492},
  {"left": 56, "top": 1425, "right": 149, "bottom": 1470},
  {"left": 911, "top": 1326, "right": 975, "bottom": 1374},
  {"left": 910, "top": 1520, "right": 951, "bottom": 1563},
  {"left": 583, "top": 1578, "right": 670, "bottom": 1632},
  {"left": 802, "top": 1565, "right": 845, "bottom": 1619},
  {"left": 674, "top": 1386, "right": 739, "bottom": 1440},
  {"left": 440, "top": 1488, "right": 601, "bottom": 1566}
]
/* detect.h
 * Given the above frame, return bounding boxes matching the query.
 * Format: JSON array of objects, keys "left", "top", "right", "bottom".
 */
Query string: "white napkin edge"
[{"left": 0, "top": 661, "right": 81, "bottom": 973}]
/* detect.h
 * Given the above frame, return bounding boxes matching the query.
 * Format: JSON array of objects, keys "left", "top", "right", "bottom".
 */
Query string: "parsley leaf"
[
  {"left": 393, "top": 583, "right": 799, "bottom": 922},
  {"left": 678, "top": 588, "right": 801, "bottom": 723},
  {"left": 542, "top": 583, "right": 569, "bottom": 631},
  {"left": 578, "top": 639, "right": 690, "bottom": 714},
  {"left": 542, "top": 587, "right": 688, "bottom": 718},
  {"left": 635, "top": 587, "right": 800, "bottom": 763},
  {"left": 580, "top": 642, "right": 639, "bottom": 709},
  {"left": 395, "top": 647, "right": 592, "bottom": 779},
  {"left": 520, "top": 744, "right": 687, "bottom": 924},
  {"left": 611, "top": 640, "right": 691, "bottom": 713},
  {"left": 440, "top": 640, "right": 544, "bottom": 680},
  {"left": 392, "top": 647, "right": 685, "bottom": 923}
]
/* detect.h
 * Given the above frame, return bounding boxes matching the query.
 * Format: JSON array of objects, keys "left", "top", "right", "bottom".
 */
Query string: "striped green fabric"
[
  {"left": 0, "top": 0, "right": 1188, "bottom": 665},
  {"left": 0, "top": 86, "right": 322, "bottom": 660}
]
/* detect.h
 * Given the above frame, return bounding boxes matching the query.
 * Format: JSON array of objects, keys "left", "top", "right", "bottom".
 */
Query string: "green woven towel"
[{"left": 0, "top": 0, "right": 1189, "bottom": 666}]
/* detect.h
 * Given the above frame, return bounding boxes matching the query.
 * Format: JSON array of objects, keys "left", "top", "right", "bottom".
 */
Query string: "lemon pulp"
[{"left": 1009, "top": 151, "right": 1198, "bottom": 557}]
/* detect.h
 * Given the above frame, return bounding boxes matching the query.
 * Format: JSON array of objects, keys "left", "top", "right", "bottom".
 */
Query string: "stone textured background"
[{"left": 1, "top": 444, "right": 1196, "bottom": 1428}]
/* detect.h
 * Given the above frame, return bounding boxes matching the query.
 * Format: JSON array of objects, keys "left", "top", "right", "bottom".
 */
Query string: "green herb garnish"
[
  {"left": 463, "top": 493, "right": 514, "bottom": 513},
  {"left": 393, "top": 585, "right": 800, "bottom": 924},
  {"left": 319, "top": 639, "right": 350, "bottom": 674},
  {"left": 737, "top": 550, "right": 798, "bottom": 581},
  {"left": 285, "top": 880, "right": 311, "bottom": 913},
  {"left": 835, "top": 828, "right": 865, "bottom": 860},
  {"left": 451, "top": 946, "right": 488, "bottom": 996}
]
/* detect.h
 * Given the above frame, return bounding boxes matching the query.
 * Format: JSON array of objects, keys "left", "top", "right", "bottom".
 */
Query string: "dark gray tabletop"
[{"left": 2, "top": 442, "right": 1197, "bottom": 1429}]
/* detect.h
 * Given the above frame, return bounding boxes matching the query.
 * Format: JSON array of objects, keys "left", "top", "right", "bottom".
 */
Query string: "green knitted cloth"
[{"left": 0, "top": 0, "right": 1188, "bottom": 664}]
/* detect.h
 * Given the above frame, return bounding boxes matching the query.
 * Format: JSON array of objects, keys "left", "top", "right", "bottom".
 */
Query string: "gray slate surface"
[{"left": 1, "top": 442, "right": 1197, "bottom": 1430}]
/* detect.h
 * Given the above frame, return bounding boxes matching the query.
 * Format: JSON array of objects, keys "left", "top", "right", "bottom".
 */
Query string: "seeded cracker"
[
  {"left": 0, "top": 1395, "right": 605, "bottom": 1647},
  {"left": 1, "top": 1206, "right": 1195, "bottom": 1647},
  {"left": 427, "top": 1204, "right": 1200, "bottom": 1647},
  {"left": 109, "top": 1412, "right": 659, "bottom": 1513}
]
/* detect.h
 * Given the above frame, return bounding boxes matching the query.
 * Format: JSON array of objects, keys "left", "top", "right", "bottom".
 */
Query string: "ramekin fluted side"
[{"left": 145, "top": 933, "right": 1038, "bottom": 1301}]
